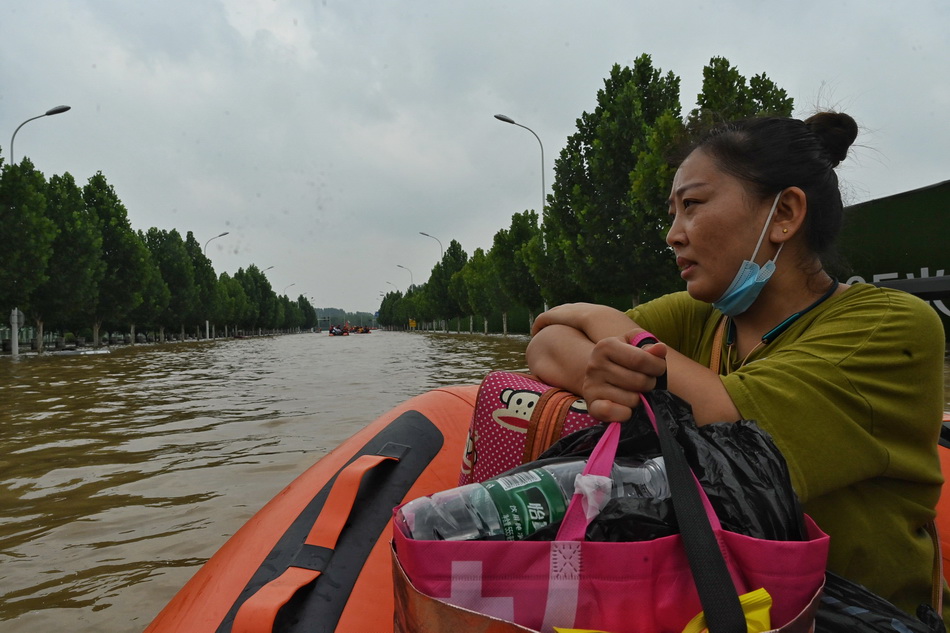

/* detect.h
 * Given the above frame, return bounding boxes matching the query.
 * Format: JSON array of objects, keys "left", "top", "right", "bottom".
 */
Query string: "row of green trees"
[
  {"left": 377, "top": 55, "right": 793, "bottom": 331},
  {"left": 0, "top": 163, "right": 375, "bottom": 346},
  {"left": 2, "top": 54, "right": 792, "bottom": 344}
]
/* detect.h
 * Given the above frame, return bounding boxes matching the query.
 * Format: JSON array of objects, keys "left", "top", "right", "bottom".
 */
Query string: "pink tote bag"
[{"left": 394, "top": 394, "right": 829, "bottom": 633}]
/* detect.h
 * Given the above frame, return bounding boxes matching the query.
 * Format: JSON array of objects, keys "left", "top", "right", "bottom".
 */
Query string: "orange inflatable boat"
[
  {"left": 144, "top": 385, "right": 950, "bottom": 633},
  {"left": 144, "top": 384, "right": 478, "bottom": 633}
]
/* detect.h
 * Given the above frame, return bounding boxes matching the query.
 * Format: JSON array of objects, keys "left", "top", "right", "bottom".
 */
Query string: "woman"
[{"left": 526, "top": 112, "right": 947, "bottom": 618}]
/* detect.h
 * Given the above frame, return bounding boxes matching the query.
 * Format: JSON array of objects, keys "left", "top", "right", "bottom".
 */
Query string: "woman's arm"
[
  {"left": 526, "top": 303, "right": 647, "bottom": 401},
  {"left": 526, "top": 323, "right": 667, "bottom": 421},
  {"left": 528, "top": 303, "right": 740, "bottom": 424},
  {"left": 529, "top": 302, "right": 639, "bottom": 340}
]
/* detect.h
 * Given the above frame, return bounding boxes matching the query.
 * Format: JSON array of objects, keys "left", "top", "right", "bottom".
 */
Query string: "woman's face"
[{"left": 666, "top": 149, "right": 778, "bottom": 303}]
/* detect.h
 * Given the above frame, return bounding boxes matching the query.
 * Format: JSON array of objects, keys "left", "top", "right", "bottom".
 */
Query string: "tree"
[
  {"left": 491, "top": 210, "right": 545, "bottom": 325},
  {"left": 184, "top": 231, "right": 220, "bottom": 337},
  {"left": 522, "top": 229, "right": 590, "bottom": 308},
  {"left": 297, "top": 295, "right": 317, "bottom": 330},
  {"left": 448, "top": 269, "right": 471, "bottom": 333},
  {"left": 30, "top": 172, "right": 104, "bottom": 347},
  {"left": 0, "top": 159, "right": 55, "bottom": 319},
  {"left": 144, "top": 228, "right": 196, "bottom": 341},
  {"left": 542, "top": 55, "right": 793, "bottom": 308},
  {"left": 487, "top": 237, "right": 517, "bottom": 336},
  {"left": 83, "top": 172, "right": 148, "bottom": 345},
  {"left": 461, "top": 248, "right": 498, "bottom": 334},
  {"left": 234, "top": 265, "right": 274, "bottom": 332},
  {"left": 687, "top": 56, "right": 793, "bottom": 132},
  {"left": 427, "top": 240, "right": 468, "bottom": 331},
  {"left": 219, "top": 272, "right": 250, "bottom": 335},
  {"left": 544, "top": 56, "right": 681, "bottom": 304},
  {"left": 129, "top": 234, "right": 170, "bottom": 342},
  {"left": 624, "top": 110, "right": 686, "bottom": 302}
]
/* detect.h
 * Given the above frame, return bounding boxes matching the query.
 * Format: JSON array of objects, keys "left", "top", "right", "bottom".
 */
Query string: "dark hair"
[{"left": 687, "top": 112, "right": 858, "bottom": 261}]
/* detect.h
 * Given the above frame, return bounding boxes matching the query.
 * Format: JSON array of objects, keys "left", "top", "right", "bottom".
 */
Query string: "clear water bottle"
[{"left": 395, "top": 457, "right": 668, "bottom": 541}]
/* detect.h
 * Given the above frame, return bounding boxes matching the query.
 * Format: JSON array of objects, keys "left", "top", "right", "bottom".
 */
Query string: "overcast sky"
[{"left": 2, "top": 1, "right": 947, "bottom": 313}]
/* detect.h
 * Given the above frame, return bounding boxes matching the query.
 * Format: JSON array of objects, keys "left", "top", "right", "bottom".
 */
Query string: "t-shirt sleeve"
[{"left": 722, "top": 288, "right": 945, "bottom": 502}]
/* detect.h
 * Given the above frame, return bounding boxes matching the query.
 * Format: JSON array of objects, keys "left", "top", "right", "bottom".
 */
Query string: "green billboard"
[{"left": 837, "top": 179, "right": 950, "bottom": 343}]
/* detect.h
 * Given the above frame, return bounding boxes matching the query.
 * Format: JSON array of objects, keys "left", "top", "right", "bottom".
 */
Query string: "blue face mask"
[{"left": 712, "top": 192, "right": 784, "bottom": 317}]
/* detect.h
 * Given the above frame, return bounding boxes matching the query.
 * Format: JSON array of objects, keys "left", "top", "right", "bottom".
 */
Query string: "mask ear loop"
[{"left": 749, "top": 191, "right": 785, "bottom": 264}]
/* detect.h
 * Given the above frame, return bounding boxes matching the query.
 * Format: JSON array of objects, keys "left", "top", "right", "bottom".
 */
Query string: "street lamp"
[
  {"left": 262, "top": 265, "right": 274, "bottom": 272},
  {"left": 494, "top": 113, "right": 545, "bottom": 213},
  {"left": 7, "top": 104, "right": 71, "bottom": 358},
  {"left": 202, "top": 230, "right": 229, "bottom": 340},
  {"left": 396, "top": 264, "right": 413, "bottom": 287},
  {"left": 283, "top": 283, "right": 296, "bottom": 295},
  {"left": 10, "top": 105, "right": 72, "bottom": 165},
  {"left": 204, "top": 231, "right": 229, "bottom": 255},
  {"left": 419, "top": 231, "right": 443, "bottom": 259}
]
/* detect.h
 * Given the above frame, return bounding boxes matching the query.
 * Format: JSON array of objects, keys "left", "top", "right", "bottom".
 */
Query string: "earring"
[{"left": 783, "top": 228, "right": 788, "bottom": 234}]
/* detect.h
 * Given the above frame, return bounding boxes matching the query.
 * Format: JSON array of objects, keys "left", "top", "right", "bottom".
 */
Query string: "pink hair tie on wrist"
[{"left": 629, "top": 331, "right": 658, "bottom": 348}]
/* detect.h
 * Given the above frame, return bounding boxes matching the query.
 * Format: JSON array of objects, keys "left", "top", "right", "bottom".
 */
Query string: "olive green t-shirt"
[{"left": 628, "top": 283, "right": 946, "bottom": 617}]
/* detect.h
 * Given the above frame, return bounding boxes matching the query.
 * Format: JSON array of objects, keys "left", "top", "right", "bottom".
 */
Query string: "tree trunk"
[
  {"left": 93, "top": 320, "right": 101, "bottom": 347},
  {"left": 502, "top": 311, "right": 508, "bottom": 336},
  {"left": 483, "top": 316, "right": 488, "bottom": 335},
  {"left": 130, "top": 323, "right": 136, "bottom": 345}
]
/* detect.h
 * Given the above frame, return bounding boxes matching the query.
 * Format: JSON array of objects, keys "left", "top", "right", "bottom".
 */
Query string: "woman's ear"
[{"left": 773, "top": 186, "right": 807, "bottom": 243}]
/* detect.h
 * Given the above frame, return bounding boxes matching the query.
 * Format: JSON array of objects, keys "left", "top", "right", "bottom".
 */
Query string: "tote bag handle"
[{"left": 556, "top": 394, "right": 747, "bottom": 633}]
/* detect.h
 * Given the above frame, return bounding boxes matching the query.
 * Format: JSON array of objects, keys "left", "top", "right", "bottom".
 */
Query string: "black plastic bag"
[
  {"left": 815, "top": 571, "right": 946, "bottom": 632},
  {"left": 536, "top": 389, "right": 806, "bottom": 542}
]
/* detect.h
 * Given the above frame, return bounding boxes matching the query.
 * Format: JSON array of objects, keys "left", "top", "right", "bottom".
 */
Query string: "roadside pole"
[{"left": 10, "top": 307, "right": 20, "bottom": 358}]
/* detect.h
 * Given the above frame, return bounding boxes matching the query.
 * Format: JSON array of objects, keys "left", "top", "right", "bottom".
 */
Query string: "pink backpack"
[{"left": 458, "top": 371, "right": 601, "bottom": 486}]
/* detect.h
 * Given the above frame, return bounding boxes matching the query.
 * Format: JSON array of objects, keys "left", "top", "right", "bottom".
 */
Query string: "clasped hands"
[{"left": 529, "top": 303, "right": 667, "bottom": 423}]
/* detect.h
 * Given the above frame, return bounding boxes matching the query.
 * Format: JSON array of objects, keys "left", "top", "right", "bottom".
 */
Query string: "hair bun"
[{"left": 805, "top": 112, "right": 858, "bottom": 167}]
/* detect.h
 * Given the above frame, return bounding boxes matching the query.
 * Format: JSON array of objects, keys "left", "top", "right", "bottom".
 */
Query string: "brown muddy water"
[{"left": 0, "top": 331, "right": 530, "bottom": 632}]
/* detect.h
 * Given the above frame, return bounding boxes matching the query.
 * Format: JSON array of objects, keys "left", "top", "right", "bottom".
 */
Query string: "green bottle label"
[{"left": 482, "top": 468, "right": 569, "bottom": 541}]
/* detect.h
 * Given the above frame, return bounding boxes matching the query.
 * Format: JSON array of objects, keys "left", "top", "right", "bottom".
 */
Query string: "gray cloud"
[{"left": 3, "top": 0, "right": 947, "bottom": 311}]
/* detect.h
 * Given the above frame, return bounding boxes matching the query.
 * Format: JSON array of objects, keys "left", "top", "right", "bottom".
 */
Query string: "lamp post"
[
  {"left": 495, "top": 113, "right": 550, "bottom": 313},
  {"left": 283, "top": 283, "right": 296, "bottom": 296},
  {"left": 10, "top": 105, "right": 71, "bottom": 165},
  {"left": 204, "top": 231, "right": 228, "bottom": 338},
  {"left": 204, "top": 231, "right": 229, "bottom": 255},
  {"left": 386, "top": 281, "right": 398, "bottom": 290},
  {"left": 396, "top": 264, "right": 413, "bottom": 287},
  {"left": 419, "top": 232, "right": 443, "bottom": 259},
  {"left": 494, "top": 114, "right": 545, "bottom": 214},
  {"left": 203, "top": 231, "right": 230, "bottom": 339},
  {"left": 419, "top": 232, "right": 447, "bottom": 331},
  {"left": 8, "top": 105, "right": 71, "bottom": 358}
]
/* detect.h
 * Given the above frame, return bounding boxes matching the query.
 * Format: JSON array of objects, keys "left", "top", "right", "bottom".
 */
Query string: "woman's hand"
[{"left": 583, "top": 332, "right": 668, "bottom": 422}]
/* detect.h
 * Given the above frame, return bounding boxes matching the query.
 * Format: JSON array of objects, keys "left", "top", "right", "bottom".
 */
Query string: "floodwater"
[
  {"left": 1, "top": 332, "right": 948, "bottom": 632},
  {"left": 0, "top": 331, "right": 530, "bottom": 633}
]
